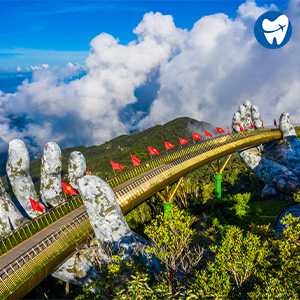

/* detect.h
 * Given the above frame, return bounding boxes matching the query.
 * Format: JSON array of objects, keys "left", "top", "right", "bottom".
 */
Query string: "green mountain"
[
  {"left": 0, "top": 116, "right": 259, "bottom": 203},
  {"left": 28, "top": 117, "right": 219, "bottom": 185}
]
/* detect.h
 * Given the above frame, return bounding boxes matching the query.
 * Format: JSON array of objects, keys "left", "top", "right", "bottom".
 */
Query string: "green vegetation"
[
  {"left": 25, "top": 117, "right": 219, "bottom": 189},
  {"left": 72, "top": 148, "right": 298, "bottom": 299},
  {"left": 145, "top": 206, "right": 202, "bottom": 294},
  {"left": 74, "top": 199, "right": 300, "bottom": 300},
  {"left": 5, "top": 117, "right": 300, "bottom": 299}
]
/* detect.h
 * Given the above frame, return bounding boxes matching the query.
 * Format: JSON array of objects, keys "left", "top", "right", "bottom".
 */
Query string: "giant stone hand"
[
  {"left": 53, "top": 174, "right": 156, "bottom": 286},
  {"left": 232, "top": 100, "right": 300, "bottom": 199},
  {"left": 1, "top": 138, "right": 156, "bottom": 286},
  {"left": 1, "top": 139, "right": 86, "bottom": 233}
]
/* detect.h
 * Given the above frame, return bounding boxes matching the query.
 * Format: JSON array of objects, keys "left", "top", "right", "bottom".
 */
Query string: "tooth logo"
[
  {"left": 254, "top": 11, "right": 292, "bottom": 49},
  {"left": 262, "top": 15, "right": 289, "bottom": 45}
]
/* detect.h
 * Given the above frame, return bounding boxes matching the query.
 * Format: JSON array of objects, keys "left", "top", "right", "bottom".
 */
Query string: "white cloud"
[
  {"left": 0, "top": 12, "right": 186, "bottom": 152},
  {"left": 237, "top": 0, "right": 273, "bottom": 20},
  {"left": 139, "top": 0, "right": 300, "bottom": 129},
  {"left": 30, "top": 64, "right": 49, "bottom": 71},
  {"left": 1, "top": 1, "right": 300, "bottom": 155}
]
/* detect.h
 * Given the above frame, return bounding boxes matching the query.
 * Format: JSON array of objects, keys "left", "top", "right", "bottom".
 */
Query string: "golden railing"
[
  {"left": 0, "top": 125, "right": 299, "bottom": 299},
  {"left": 0, "top": 208, "right": 92, "bottom": 299}
]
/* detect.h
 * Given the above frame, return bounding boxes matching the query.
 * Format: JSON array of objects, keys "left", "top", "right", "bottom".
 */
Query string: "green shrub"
[{"left": 144, "top": 205, "right": 202, "bottom": 294}]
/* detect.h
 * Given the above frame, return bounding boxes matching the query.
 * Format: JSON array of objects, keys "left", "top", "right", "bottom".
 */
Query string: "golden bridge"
[{"left": 1, "top": 126, "right": 300, "bottom": 299}]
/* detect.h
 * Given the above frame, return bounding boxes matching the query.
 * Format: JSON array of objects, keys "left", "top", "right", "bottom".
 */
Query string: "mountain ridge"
[{"left": 28, "top": 116, "right": 220, "bottom": 184}]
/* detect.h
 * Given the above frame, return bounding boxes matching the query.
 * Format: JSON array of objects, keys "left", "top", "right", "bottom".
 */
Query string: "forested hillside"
[
  {"left": 28, "top": 117, "right": 225, "bottom": 185},
  {"left": 20, "top": 118, "right": 300, "bottom": 300}
]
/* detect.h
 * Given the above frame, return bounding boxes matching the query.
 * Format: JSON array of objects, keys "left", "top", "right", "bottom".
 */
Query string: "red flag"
[
  {"left": 205, "top": 130, "right": 212, "bottom": 138},
  {"left": 238, "top": 123, "right": 244, "bottom": 131},
  {"left": 178, "top": 137, "right": 189, "bottom": 145},
  {"left": 61, "top": 182, "right": 78, "bottom": 195},
  {"left": 148, "top": 146, "right": 159, "bottom": 156},
  {"left": 130, "top": 153, "right": 140, "bottom": 167},
  {"left": 274, "top": 119, "right": 277, "bottom": 127},
  {"left": 192, "top": 133, "right": 203, "bottom": 140},
  {"left": 164, "top": 141, "right": 175, "bottom": 150},
  {"left": 87, "top": 170, "right": 91, "bottom": 175},
  {"left": 216, "top": 127, "right": 225, "bottom": 134},
  {"left": 110, "top": 160, "right": 124, "bottom": 171},
  {"left": 227, "top": 126, "right": 230, "bottom": 134},
  {"left": 29, "top": 197, "right": 45, "bottom": 213},
  {"left": 250, "top": 121, "right": 254, "bottom": 129},
  {"left": 262, "top": 120, "right": 264, "bottom": 128}
]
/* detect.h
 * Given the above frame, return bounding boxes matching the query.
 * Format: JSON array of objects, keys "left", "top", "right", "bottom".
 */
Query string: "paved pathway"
[{"left": 0, "top": 206, "right": 86, "bottom": 271}]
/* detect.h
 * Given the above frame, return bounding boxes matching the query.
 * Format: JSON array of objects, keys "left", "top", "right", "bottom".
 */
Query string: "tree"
[
  {"left": 230, "top": 193, "right": 251, "bottom": 218},
  {"left": 212, "top": 226, "right": 267, "bottom": 291},
  {"left": 184, "top": 226, "right": 268, "bottom": 299},
  {"left": 114, "top": 272, "right": 155, "bottom": 300},
  {"left": 249, "top": 215, "right": 300, "bottom": 298},
  {"left": 144, "top": 206, "right": 203, "bottom": 295}
]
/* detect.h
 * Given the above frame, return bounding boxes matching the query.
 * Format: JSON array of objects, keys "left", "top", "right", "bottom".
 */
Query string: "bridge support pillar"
[
  {"left": 215, "top": 173, "right": 222, "bottom": 200},
  {"left": 157, "top": 177, "right": 184, "bottom": 216},
  {"left": 163, "top": 202, "right": 172, "bottom": 216},
  {"left": 210, "top": 154, "right": 232, "bottom": 200},
  {"left": 66, "top": 282, "right": 69, "bottom": 295}
]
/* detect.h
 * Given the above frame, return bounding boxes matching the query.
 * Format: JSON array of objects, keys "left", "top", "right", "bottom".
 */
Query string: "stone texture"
[
  {"left": 53, "top": 174, "right": 159, "bottom": 286},
  {"left": 233, "top": 101, "right": 300, "bottom": 199},
  {"left": 280, "top": 112, "right": 296, "bottom": 137},
  {"left": 40, "top": 142, "right": 64, "bottom": 206},
  {"left": 68, "top": 151, "right": 86, "bottom": 189},
  {"left": 53, "top": 232, "right": 156, "bottom": 287},
  {"left": 6, "top": 139, "right": 44, "bottom": 218},
  {"left": 252, "top": 105, "right": 263, "bottom": 128},
  {"left": 78, "top": 175, "right": 132, "bottom": 243},
  {"left": 0, "top": 178, "right": 28, "bottom": 236},
  {"left": 53, "top": 245, "right": 100, "bottom": 286}
]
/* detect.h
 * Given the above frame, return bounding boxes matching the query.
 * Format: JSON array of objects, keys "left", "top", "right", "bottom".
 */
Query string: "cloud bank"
[{"left": 1, "top": 0, "right": 300, "bottom": 154}]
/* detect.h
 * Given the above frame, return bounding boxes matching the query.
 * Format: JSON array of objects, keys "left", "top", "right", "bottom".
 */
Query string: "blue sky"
[
  {"left": 0, "top": 0, "right": 298, "bottom": 156},
  {"left": 0, "top": 0, "right": 288, "bottom": 69}
]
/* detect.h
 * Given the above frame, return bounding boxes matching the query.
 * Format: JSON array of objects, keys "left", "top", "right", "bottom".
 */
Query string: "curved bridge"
[{"left": 1, "top": 126, "right": 300, "bottom": 299}]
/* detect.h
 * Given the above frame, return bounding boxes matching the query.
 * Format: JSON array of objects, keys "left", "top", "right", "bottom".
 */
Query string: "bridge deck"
[
  {"left": 0, "top": 206, "right": 86, "bottom": 272},
  {"left": 1, "top": 126, "right": 300, "bottom": 299}
]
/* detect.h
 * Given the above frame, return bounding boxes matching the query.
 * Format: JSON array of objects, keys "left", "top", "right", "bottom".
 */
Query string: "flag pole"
[{"left": 113, "top": 169, "right": 116, "bottom": 176}]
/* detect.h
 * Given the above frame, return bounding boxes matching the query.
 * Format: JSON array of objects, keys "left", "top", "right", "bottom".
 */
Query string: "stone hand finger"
[
  {"left": 0, "top": 177, "right": 28, "bottom": 235},
  {"left": 279, "top": 112, "right": 296, "bottom": 138},
  {"left": 239, "top": 100, "right": 252, "bottom": 130},
  {"left": 251, "top": 105, "right": 263, "bottom": 128},
  {"left": 232, "top": 111, "right": 242, "bottom": 133},
  {"left": 40, "top": 142, "right": 64, "bottom": 207},
  {"left": 1, "top": 140, "right": 66, "bottom": 234},
  {"left": 77, "top": 175, "right": 132, "bottom": 243},
  {"left": 68, "top": 151, "right": 87, "bottom": 189},
  {"left": 6, "top": 139, "right": 42, "bottom": 218}
]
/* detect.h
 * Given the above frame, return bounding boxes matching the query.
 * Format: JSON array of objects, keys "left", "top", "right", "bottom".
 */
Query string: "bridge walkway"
[
  {"left": 1, "top": 126, "right": 300, "bottom": 299},
  {"left": 0, "top": 206, "right": 86, "bottom": 272}
]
